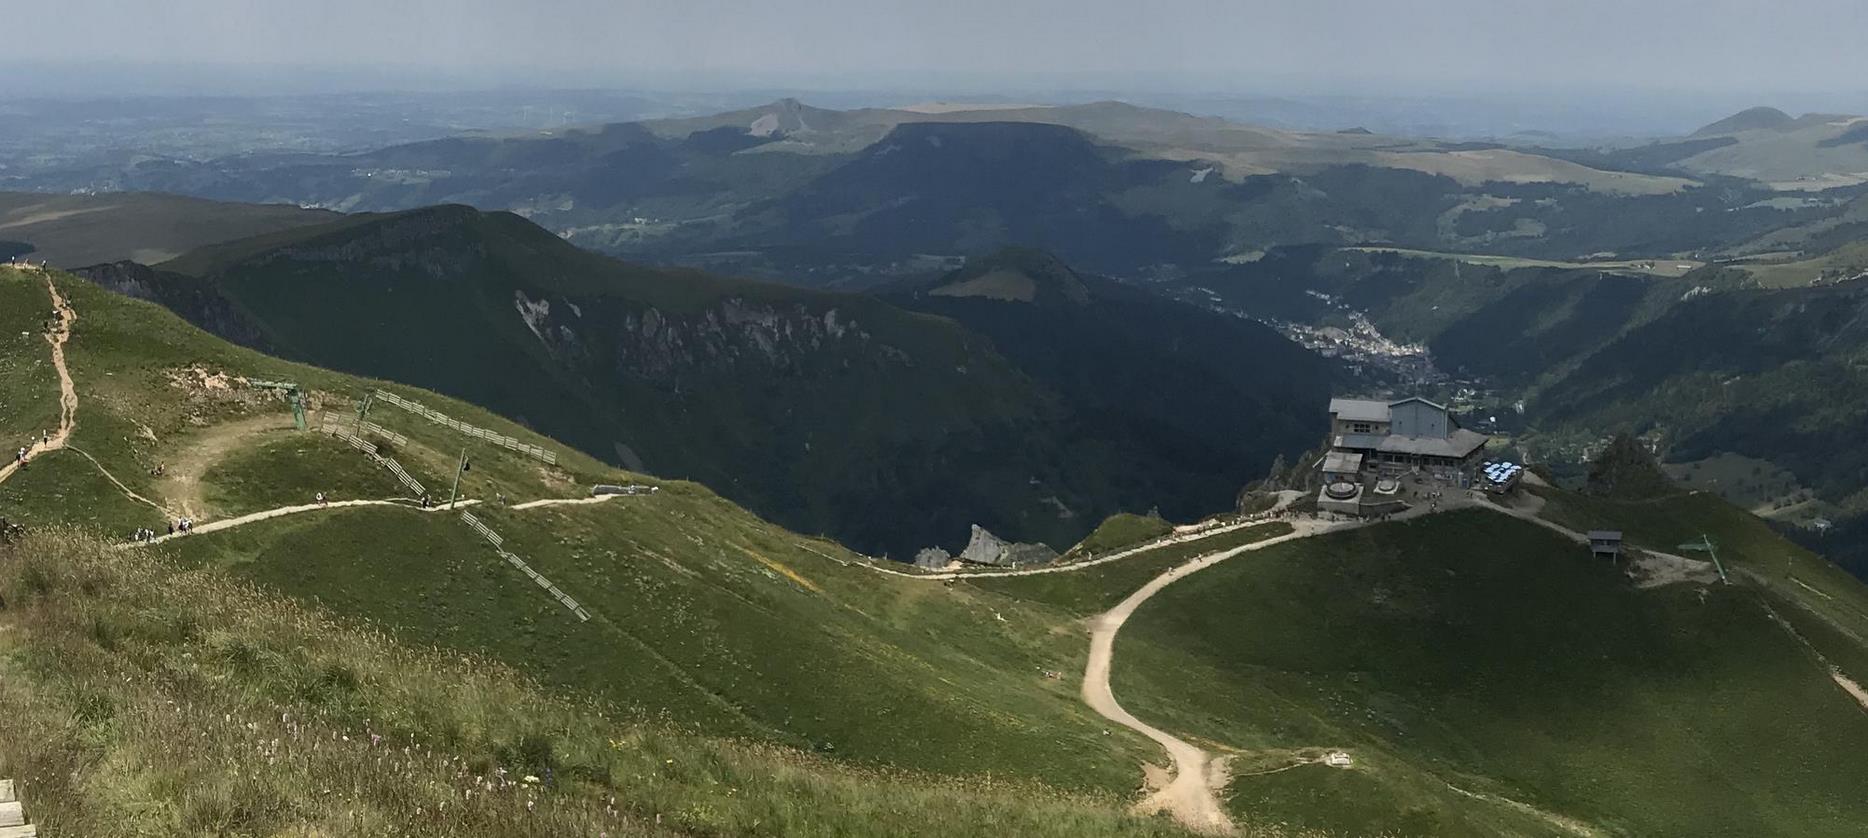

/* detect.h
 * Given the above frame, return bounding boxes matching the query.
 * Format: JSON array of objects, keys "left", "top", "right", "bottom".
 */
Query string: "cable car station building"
[{"left": 1327, "top": 396, "right": 1489, "bottom": 483}]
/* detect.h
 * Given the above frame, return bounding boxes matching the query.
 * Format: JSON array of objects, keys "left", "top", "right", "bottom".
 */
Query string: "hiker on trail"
[
  {"left": 316, "top": 492, "right": 327, "bottom": 506},
  {"left": 167, "top": 522, "right": 175, "bottom": 536}
]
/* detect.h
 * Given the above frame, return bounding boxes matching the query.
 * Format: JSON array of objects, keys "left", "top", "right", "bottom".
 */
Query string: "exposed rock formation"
[{"left": 957, "top": 524, "right": 1058, "bottom": 567}]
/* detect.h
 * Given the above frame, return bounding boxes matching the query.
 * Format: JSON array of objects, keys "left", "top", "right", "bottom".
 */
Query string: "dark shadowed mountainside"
[{"left": 99, "top": 208, "right": 1329, "bottom": 556}]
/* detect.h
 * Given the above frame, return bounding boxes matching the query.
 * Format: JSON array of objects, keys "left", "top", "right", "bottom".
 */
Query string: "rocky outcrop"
[
  {"left": 75, "top": 261, "right": 274, "bottom": 352},
  {"left": 913, "top": 547, "right": 952, "bottom": 570},
  {"left": 957, "top": 524, "right": 1058, "bottom": 567},
  {"left": 610, "top": 298, "right": 872, "bottom": 383}
]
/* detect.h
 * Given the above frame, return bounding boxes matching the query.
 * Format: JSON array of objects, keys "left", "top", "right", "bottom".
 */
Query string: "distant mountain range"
[
  {"left": 1553, "top": 106, "right": 1868, "bottom": 192},
  {"left": 19, "top": 99, "right": 1865, "bottom": 282}
]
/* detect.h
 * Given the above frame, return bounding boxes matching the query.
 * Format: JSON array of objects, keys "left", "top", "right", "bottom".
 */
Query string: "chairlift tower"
[
  {"left": 1677, "top": 533, "right": 1729, "bottom": 584},
  {"left": 248, "top": 379, "right": 308, "bottom": 431}
]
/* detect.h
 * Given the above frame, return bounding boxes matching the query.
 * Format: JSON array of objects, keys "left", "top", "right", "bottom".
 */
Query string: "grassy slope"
[
  {"left": 18, "top": 263, "right": 1868, "bottom": 835},
  {"left": 1071, "top": 512, "right": 1176, "bottom": 557},
  {"left": 0, "top": 531, "right": 1187, "bottom": 837},
  {"left": 1533, "top": 486, "right": 1868, "bottom": 648},
  {"left": 1111, "top": 510, "right": 1868, "bottom": 837},
  {"left": 202, "top": 432, "right": 408, "bottom": 516},
  {"left": 0, "top": 267, "right": 1172, "bottom": 817},
  {"left": 156, "top": 207, "right": 1100, "bottom": 556}
]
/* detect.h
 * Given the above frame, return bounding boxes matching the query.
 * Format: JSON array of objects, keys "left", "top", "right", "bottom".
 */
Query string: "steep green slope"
[
  {"left": 1533, "top": 284, "right": 1868, "bottom": 515},
  {"left": 12, "top": 263, "right": 1868, "bottom": 836},
  {"left": 891, "top": 248, "right": 1336, "bottom": 529},
  {"left": 0, "top": 530, "right": 1187, "bottom": 838},
  {"left": 99, "top": 207, "right": 1328, "bottom": 556},
  {"left": 1107, "top": 510, "right": 1868, "bottom": 837},
  {"left": 0, "top": 265, "right": 1180, "bottom": 795},
  {"left": 0, "top": 266, "right": 1176, "bottom": 823}
]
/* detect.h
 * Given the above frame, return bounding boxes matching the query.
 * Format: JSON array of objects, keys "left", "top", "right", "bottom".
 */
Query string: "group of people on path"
[
  {"left": 13, "top": 430, "right": 50, "bottom": 470},
  {"left": 125, "top": 492, "right": 337, "bottom": 544},
  {"left": 127, "top": 518, "right": 194, "bottom": 543}
]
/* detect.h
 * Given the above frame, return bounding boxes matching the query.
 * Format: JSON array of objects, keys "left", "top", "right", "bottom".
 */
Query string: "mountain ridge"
[
  {"left": 82, "top": 209, "right": 1328, "bottom": 557},
  {"left": 1693, "top": 105, "right": 1797, "bottom": 136}
]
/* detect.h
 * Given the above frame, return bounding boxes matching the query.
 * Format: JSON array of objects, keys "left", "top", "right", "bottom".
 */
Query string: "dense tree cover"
[{"left": 1585, "top": 434, "right": 1678, "bottom": 499}]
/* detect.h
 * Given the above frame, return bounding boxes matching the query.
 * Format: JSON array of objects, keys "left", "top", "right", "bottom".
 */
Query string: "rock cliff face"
[
  {"left": 75, "top": 261, "right": 274, "bottom": 352},
  {"left": 513, "top": 288, "right": 882, "bottom": 385},
  {"left": 956, "top": 524, "right": 1059, "bottom": 567},
  {"left": 611, "top": 300, "right": 872, "bottom": 382}
]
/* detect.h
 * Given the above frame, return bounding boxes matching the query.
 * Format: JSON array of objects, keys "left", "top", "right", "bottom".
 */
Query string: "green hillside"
[
  {"left": 1533, "top": 284, "right": 1868, "bottom": 517},
  {"left": 1105, "top": 510, "right": 1868, "bottom": 836},
  {"left": 889, "top": 247, "right": 1336, "bottom": 532},
  {"left": 9, "top": 261, "right": 1868, "bottom": 837},
  {"left": 0, "top": 264, "right": 1196, "bottom": 834},
  {"left": 0, "top": 530, "right": 1185, "bottom": 838},
  {"left": 88, "top": 207, "right": 1330, "bottom": 556}
]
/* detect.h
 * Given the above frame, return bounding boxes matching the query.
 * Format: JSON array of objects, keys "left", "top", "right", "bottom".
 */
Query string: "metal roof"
[
  {"left": 1328, "top": 398, "right": 1392, "bottom": 423},
  {"left": 1322, "top": 451, "right": 1364, "bottom": 473},
  {"left": 1336, "top": 429, "right": 1487, "bottom": 459}
]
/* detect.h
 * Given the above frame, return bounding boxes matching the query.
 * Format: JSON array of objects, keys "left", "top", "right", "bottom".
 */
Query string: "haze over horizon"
[{"left": 12, "top": 0, "right": 1868, "bottom": 107}]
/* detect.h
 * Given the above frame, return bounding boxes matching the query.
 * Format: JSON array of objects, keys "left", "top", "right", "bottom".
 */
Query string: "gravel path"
[{"left": 0, "top": 272, "right": 76, "bottom": 487}]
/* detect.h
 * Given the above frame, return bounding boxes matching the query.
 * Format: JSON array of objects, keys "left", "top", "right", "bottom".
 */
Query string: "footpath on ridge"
[{"left": 0, "top": 270, "right": 76, "bottom": 489}]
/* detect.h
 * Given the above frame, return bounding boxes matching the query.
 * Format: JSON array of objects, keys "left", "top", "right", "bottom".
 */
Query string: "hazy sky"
[{"left": 14, "top": 0, "right": 1868, "bottom": 97}]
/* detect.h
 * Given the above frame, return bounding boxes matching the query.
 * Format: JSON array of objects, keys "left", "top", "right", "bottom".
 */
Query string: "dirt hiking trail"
[
  {"left": 128, "top": 497, "right": 484, "bottom": 547},
  {"left": 0, "top": 273, "right": 76, "bottom": 487},
  {"left": 156, "top": 412, "right": 300, "bottom": 519}
]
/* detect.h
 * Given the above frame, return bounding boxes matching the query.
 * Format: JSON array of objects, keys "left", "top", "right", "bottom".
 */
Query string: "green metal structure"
[
  {"left": 1678, "top": 533, "right": 1729, "bottom": 584},
  {"left": 248, "top": 379, "right": 308, "bottom": 431}
]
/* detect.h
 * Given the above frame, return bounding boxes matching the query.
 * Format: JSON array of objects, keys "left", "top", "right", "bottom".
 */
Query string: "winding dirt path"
[
  {"left": 1077, "top": 492, "right": 1710, "bottom": 833},
  {"left": 1082, "top": 508, "right": 1426, "bottom": 834},
  {"left": 127, "top": 497, "right": 483, "bottom": 548},
  {"left": 509, "top": 494, "right": 619, "bottom": 510},
  {"left": 0, "top": 273, "right": 76, "bottom": 487},
  {"left": 155, "top": 412, "right": 299, "bottom": 519},
  {"left": 67, "top": 446, "right": 172, "bottom": 515},
  {"left": 121, "top": 489, "right": 654, "bottom": 548}
]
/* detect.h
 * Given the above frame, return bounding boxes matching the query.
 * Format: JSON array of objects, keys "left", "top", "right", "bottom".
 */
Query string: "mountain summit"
[{"left": 1693, "top": 105, "right": 1796, "bottom": 136}]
